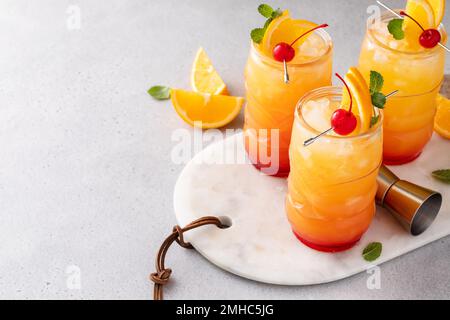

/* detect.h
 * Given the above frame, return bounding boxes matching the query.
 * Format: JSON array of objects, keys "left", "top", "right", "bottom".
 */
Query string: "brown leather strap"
[{"left": 149, "top": 216, "right": 227, "bottom": 300}]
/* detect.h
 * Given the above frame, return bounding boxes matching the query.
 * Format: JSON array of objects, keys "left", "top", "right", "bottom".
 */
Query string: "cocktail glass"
[
  {"left": 286, "top": 86, "right": 383, "bottom": 252},
  {"left": 244, "top": 28, "right": 333, "bottom": 176},
  {"left": 358, "top": 10, "right": 447, "bottom": 165}
]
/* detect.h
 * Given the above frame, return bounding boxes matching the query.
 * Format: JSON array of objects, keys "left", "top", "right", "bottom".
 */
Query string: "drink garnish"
[
  {"left": 362, "top": 242, "right": 382, "bottom": 262},
  {"left": 380, "top": 0, "right": 449, "bottom": 52},
  {"left": 370, "top": 71, "right": 387, "bottom": 109},
  {"left": 370, "top": 114, "right": 380, "bottom": 127},
  {"left": 304, "top": 71, "right": 397, "bottom": 146},
  {"left": 369, "top": 71, "right": 387, "bottom": 127},
  {"left": 148, "top": 85, "right": 171, "bottom": 100},
  {"left": 272, "top": 23, "right": 329, "bottom": 83},
  {"left": 434, "top": 94, "right": 450, "bottom": 139},
  {"left": 250, "top": 4, "right": 283, "bottom": 44},
  {"left": 331, "top": 73, "right": 357, "bottom": 136},
  {"left": 432, "top": 169, "right": 450, "bottom": 183},
  {"left": 387, "top": 18, "right": 405, "bottom": 40},
  {"left": 272, "top": 24, "right": 329, "bottom": 63},
  {"left": 400, "top": 11, "right": 441, "bottom": 48},
  {"left": 258, "top": 3, "right": 281, "bottom": 19}
]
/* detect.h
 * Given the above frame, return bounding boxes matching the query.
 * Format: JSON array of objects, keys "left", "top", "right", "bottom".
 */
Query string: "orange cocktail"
[
  {"left": 286, "top": 79, "right": 383, "bottom": 252},
  {"left": 358, "top": 1, "right": 447, "bottom": 164},
  {"left": 244, "top": 11, "right": 333, "bottom": 176}
]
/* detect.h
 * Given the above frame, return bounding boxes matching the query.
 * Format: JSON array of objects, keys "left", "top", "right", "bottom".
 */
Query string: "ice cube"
[
  {"left": 389, "top": 40, "right": 399, "bottom": 49},
  {"left": 302, "top": 98, "right": 333, "bottom": 132},
  {"left": 373, "top": 50, "right": 389, "bottom": 63},
  {"left": 297, "top": 34, "right": 327, "bottom": 60}
]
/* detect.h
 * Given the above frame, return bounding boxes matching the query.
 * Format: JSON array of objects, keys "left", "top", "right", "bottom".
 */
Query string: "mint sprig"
[
  {"left": 251, "top": 4, "right": 283, "bottom": 44},
  {"left": 271, "top": 8, "right": 282, "bottom": 19},
  {"left": 370, "top": 115, "right": 380, "bottom": 127},
  {"left": 258, "top": 4, "right": 274, "bottom": 18},
  {"left": 362, "top": 242, "right": 382, "bottom": 262},
  {"left": 251, "top": 28, "right": 266, "bottom": 44},
  {"left": 370, "top": 70, "right": 384, "bottom": 94},
  {"left": 387, "top": 18, "right": 405, "bottom": 40},
  {"left": 148, "top": 85, "right": 171, "bottom": 100},
  {"left": 369, "top": 71, "right": 387, "bottom": 109},
  {"left": 432, "top": 169, "right": 450, "bottom": 184},
  {"left": 371, "top": 92, "right": 387, "bottom": 109},
  {"left": 368, "top": 71, "right": 387, "bottom": 127}
]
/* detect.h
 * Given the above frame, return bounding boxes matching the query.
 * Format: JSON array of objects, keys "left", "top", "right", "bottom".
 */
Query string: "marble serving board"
[{"left": 173, "top": 132, "right": 450, "bottom": 285}]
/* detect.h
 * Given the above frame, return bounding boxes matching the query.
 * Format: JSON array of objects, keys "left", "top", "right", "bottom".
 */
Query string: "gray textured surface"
[{"left": 0, "top": 0, "right": 449, "bottom": 300}]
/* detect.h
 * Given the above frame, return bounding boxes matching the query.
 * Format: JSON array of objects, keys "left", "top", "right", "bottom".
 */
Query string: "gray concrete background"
[{"left": 0, "top": 0, "right": 449, "bottom": 300}]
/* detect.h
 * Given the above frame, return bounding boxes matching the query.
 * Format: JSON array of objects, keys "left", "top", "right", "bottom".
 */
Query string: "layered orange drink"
[
  {"left": 244, "top": 8, "right": 333, "bottom": 176},
  {"left": 286, "top": 68, "right": 383, "bottom": 252},
  {"left": 358, "top": 0, "right": 447, "bottom": 164}
]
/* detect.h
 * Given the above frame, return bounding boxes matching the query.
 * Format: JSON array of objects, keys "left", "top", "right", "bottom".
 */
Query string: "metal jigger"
[{"left": 376, "top": 165, "right": 443, "bottom": 236}]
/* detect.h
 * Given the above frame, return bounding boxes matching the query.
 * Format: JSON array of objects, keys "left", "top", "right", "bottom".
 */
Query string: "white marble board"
[{"left": 173, "top": 133, "right": 450, "bottom": 285}]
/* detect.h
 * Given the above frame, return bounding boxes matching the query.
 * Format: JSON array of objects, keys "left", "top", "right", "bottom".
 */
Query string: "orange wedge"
[
  {"left": 341, "top": 67, "right": 373, "bottom": 133},
  {"left": 404, "top": 0, "right": 436, "bottom": 50},
  {"left": 434, "top": 94, "right": 450, "bottom": 139},
  {"left": 261, "top": 10, "right": 318, "bottom": 57},
  {"left": 261, "top": 10, "right": 290, "bottom": 54},
  {"left": 170, "top": 89, "right": 244, "bottom": 129},
  {"left": 191, "top": 47, "right": 227, "bottom": 95},
  {"left": 428, "top": 0, "right": 445, "bottom": 26}
]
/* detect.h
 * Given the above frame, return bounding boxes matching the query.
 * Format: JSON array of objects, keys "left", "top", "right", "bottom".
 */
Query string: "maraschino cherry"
[
  {"left": 273, "top": 43, "right": 295, "bottom": 62},
  {"left": 272, "top": 23, "right": 329, "bottom": 62},
  {"left": 331, "top": 73, "right": 357, "bottom": 136},
  {"left": 400, "top": 11, "right": 441, "bottom": 48}
]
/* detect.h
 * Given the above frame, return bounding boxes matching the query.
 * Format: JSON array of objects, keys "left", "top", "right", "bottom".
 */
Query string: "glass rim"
[
  {"left": 366, "top": 9, "right": 447, "bottom": 57},
  {"left": 250, "top": 28, "right": 333, "bottom": 68},
  {"left": 295, "top": 86, "right": 383, "bottom": 141}
]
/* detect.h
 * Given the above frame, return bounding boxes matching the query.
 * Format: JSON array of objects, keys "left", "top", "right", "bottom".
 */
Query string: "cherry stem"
[
  {"left": 290, "top": 23, "right": 329, "bottom": 47},
  {"left": 399, "top": 11, "right": 425, "bottom": 32},
  {"left": 335, "top": 73, "right": 352, "bottom": 113}
]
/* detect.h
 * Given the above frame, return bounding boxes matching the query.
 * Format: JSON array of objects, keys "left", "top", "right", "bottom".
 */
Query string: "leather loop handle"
[{"left": 150, "top": 216, "right": 227, "bottom": 300}]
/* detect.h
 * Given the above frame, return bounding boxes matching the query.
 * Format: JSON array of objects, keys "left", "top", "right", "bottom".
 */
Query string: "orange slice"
[
  {"left": 428, "top": 0, "right": 445, "bottom": 26},
  {"left": 170, "top": 89, "right": 244, "bottom": 129},
  {"left": 403, "top": 0, "right": 436, "bottom": 50},
  {"left": 191, "top": 47, "right": 227, "bottom": 95},
  {"left": 261, "top": 11, "right": 318, "bottom": 58},
  {"left": 341, "top": 67, "right": 373, "bottom": 134},
  {"left": 261, "top": 10, "right": 290, "bottom": 54},
  {"left": 434, "top": 94, "right": 450, "bottom": 139}
]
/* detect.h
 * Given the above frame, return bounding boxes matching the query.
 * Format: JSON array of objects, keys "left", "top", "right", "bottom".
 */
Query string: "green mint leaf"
[
  {"left": 258, "top": 4, "right": 274, "bottom": 18},
  {"left": 148, "top": 85, "right": 171, "bottom": 100},
  {"left": 371, "top": 92, "right": 386, "bottom": 109},
  {"left": 264, "top": 17, "right": 273, "bottom": 29},
  {"left": 370, "top": 114, "right": 380, "bottom": 127},
  {"left": 251, "top": 5, "right": 283, "bottom": 43},
  {"left": 432, "top": 169, "right": 450, "bottom": 184},
  {"left": 387, "top": 18, "right": 405, "bottom": 40},
  {"left": 251, "top": 28, "right": 265, "bottom": 44},
  {"left": 363, "top": 242, "right": 382, "bottom": 262},
  {"left": 271, "top": 8, "right": 282, "bottom": 19},
  {"left": 370, "top": 71, "right": 384, "bottom": 95}
]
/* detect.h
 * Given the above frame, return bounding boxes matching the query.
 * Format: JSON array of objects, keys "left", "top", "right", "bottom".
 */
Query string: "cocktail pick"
[
  {"left": 303, "top": 89, "right": 399, "bottom": 146},
  {"left": 376, "top": 165, "right": 442, "bottom": 235},
  {"left": 283, "top": 60, "right": 290, "bottom": 83},
  {"left": 376, "top": 0, "right": 450, "bottom": 53}
]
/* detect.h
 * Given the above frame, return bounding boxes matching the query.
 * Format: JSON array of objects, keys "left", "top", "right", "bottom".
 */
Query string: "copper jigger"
[{"left": 376, "top": 165, "right": 442, "bottom": 236}]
